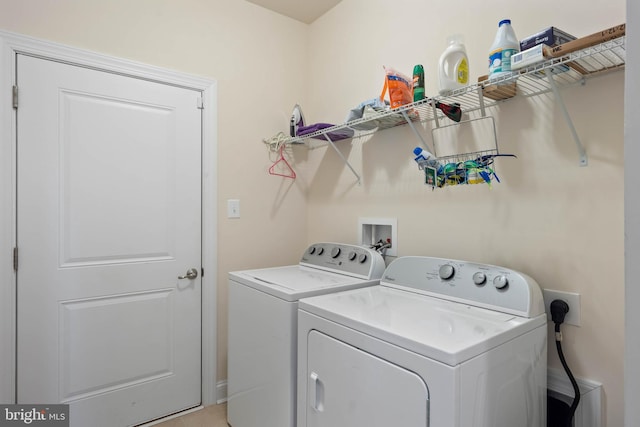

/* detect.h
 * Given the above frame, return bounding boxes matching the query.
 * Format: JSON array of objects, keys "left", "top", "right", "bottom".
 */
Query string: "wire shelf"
[
  {"left": 287, "top": 36, "right": 625, "bottom": 147},
  {"left": 278, "top": 36, "right": 625, "bottom": 183}
]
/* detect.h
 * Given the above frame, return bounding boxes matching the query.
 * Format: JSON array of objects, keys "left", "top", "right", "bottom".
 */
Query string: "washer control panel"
[
  {"left": 381, "top": 256, "right": 545, "bottom": 318},
  {"left": 300, "top": 242, "right": 386, "bottom": 280},
  {"left": 438, "top": 262, "right": 510, "bottom": 290}
]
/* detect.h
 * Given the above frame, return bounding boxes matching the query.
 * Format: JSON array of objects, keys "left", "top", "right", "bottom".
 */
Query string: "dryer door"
[{"left": 306, "top": 331, "right": 429, "bottom": 427}]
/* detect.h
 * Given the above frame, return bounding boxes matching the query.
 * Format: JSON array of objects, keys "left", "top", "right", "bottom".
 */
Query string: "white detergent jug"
[
  {"left": 489, "top": 19, "right": 519, "bottom": 80},
  {"left": 438, "top": 34, "right": 469, "bottom": 95}
]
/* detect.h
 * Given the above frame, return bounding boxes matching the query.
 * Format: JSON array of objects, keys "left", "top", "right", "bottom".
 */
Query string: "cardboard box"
[
  {"left": 548, "top": 23, "right": 626, "bottom": 75},
  {"left": 520, "top": 27, "right": 576, "bottom": 51},
  {"left": 512, "top": 44, "right": 574, "bottom": 78},
  {"left": 548, "top": 24, "right": 625, "bottom": 58},
  {"left": 512, "top": 44, "right": 552, "bottom": 70},
  {"left": 478, "top": 75, "right": 516, "bottom": 101},
  {"left": 517, "top": 27, "right": 575, "bottom": 74}
]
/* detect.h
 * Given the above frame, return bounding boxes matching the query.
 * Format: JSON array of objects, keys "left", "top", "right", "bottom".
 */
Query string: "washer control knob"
[
  {"left": 331, "top": 247, "right": 341, "bottom": 258},
  {"left": 439, "top": 264, "right": 455, "bottom": 280},
  {"left": 493, "top": 275, "right": 509, "bottom": 289},
  {"left": 317, "top": 247, "right": 324, "bottom": 255},
  {"left": 348, "top": 251, "right": 357, "bottom": 261},
  {"left": 473, "top": 272, "right": 487, "bottom": 286},
  {"left": 358, "top": 254, "right": 368, "bottom": 264},
  {"left": 308, "top": 246, "right": 316, "bottom": 255}
]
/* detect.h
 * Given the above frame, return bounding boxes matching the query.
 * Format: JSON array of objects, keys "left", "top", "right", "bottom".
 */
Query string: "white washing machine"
[
  {"left": 297, "top": 256, "right": 547, "bottom": 427},
  {"left": 227, "top": 242, "right": 386, "bottom": 427}
]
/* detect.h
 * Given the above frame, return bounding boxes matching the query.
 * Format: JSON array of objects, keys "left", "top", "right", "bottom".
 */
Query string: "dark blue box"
[{"left": 520, "top": 27, "right": 576, "bottom": 51}]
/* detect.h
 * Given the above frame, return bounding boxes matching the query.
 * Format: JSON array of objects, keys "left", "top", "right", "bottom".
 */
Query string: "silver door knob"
[{"left": 178, "top": 268, "right": 198, "bottom": 280}]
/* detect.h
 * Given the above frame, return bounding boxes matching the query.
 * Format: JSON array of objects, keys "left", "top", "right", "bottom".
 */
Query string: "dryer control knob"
[
  {"left": 473, "top": 272, "right": 487, "bottom": 285},
  {"left": 348, "top": 251, "right": 357, "bottom": 261},
  {"left": 439, "top": 264, "right": 455, "bottom": 280},
  {"left": 308, "top": 246, "right": 316, "bottom": 255},
  {"left": 317, "top": 247, "right": 325, "bottom": 255},
  {"left": 331, "top": 247, "right": 341, "bottom": 258},
  {"left": 493, "top": 275, "right": 509, "bottom": 289},
  {"left": 358, "top": 254, "right": 368, "bottom": 263}
]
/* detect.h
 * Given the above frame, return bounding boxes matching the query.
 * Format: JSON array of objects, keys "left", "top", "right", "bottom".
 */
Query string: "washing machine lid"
[
  {"left": 229, "top": 265, "right": 378, "bottom": 301},
  {"left": 298, "top": 285, "right": 546, "bottom": 366}
]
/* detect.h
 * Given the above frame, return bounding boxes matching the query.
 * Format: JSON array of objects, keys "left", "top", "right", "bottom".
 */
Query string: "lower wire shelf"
[{"left": 417, "top": 150, "right": 513, "bottom": 189}]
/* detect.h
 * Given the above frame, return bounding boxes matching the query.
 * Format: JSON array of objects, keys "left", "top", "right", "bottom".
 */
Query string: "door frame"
[{"left": 0, "top": 30, "right": 219, "bottom": 407}]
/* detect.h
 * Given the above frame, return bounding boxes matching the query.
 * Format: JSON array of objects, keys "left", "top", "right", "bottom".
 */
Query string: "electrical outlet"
[
  {"left": 358, "top": 217, "right": 397, "bottom": 256},
  {"left": 542, "top": 289, "right": 581, "bottom": 326}
]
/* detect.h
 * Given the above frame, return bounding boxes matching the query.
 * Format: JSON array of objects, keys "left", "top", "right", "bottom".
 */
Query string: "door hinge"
[
  {"left": 12, "top": 85, "right": 18, "bottom": 109},
  {"left": 197, "top": 97, "right": 204, "bottom": 110},
  {"left": 13, "top": 247, "right": 18, "bottom": 272}
]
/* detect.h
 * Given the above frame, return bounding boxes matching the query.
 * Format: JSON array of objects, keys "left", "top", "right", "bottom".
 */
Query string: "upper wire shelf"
[{"left": 286, "top": 36, "right": 626, "bottom": 147}]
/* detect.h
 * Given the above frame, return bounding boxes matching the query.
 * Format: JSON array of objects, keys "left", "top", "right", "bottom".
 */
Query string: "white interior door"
[{"left": 16, "top": 53, "right": 202, "bottom": 427}]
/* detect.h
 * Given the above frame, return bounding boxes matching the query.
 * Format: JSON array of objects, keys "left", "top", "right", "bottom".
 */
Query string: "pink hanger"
[{"left": 269, "top": 144, "right": 296, "bottom": 179}]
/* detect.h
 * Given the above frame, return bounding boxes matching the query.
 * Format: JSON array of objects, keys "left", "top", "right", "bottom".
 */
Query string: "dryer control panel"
[
  {"left": 300, "top": 242, "right": 386, "bottom": 280},
  {"left": 381, "top": 256, "right": 545, "bottom": 318}
]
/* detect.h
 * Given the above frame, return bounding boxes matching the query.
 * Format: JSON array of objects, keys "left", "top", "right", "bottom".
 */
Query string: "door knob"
[{"left": 178, "top": 268, "right": 198, "bottom": 280}]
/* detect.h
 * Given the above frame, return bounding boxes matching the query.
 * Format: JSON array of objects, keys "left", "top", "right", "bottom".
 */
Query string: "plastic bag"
[
  {"left": 381, "top": 66, "right": 413, "bottom": 109},
  {"left": 344, "top": 98, "right": 389, "bottom": 130}
]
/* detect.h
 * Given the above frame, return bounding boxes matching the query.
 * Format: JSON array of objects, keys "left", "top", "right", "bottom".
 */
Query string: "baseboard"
[
  {"left": 547, "top": 367, "right": 602, "bottom": 427},
  {"left": 139, "top": 406, "right": 204, "bottom": 426},
  {"left": 216, "top": 380, "right": 228, "bottom": 404}
]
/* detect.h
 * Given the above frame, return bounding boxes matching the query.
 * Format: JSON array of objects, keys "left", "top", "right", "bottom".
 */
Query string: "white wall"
[
  {"left": 305, "top": 1, "right": 625, "bottom": 426},
  {"left": 625, "top": 1, "right": 639, "bottom": 426}
]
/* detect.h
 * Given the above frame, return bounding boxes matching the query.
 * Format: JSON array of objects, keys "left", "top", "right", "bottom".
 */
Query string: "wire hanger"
[{"left": 268, "top": 143, "right": 296, "bottom": 179}]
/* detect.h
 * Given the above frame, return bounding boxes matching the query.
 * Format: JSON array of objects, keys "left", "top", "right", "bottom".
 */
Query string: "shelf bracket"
[
  {"left": 400, "top": 110, "right": 434, "bottom": 153},
  {"left": 477, "top": 85, "right": 487, "bottom": 118},
  {"left": 546, "top": 73, "right": 588, "bottom": 167},
  {"left": 322, "top": 134, "right": 362, "bottom": 185},
  {"left": 429, "top": 99, "right": 441, "bottom": 128}
]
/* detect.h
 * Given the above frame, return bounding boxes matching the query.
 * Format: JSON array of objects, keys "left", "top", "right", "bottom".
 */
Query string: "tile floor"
[{"left": 152, "top": 403, "right": 227, "bottom": 427}]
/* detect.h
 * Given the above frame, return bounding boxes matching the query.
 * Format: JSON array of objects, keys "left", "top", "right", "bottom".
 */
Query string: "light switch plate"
[{"left": 227, "top": 199, "right": 240, "bottom": 218}]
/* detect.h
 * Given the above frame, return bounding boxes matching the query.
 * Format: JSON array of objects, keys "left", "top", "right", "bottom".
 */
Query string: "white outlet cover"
[{"left": 542, "top": 289, "right": 581, "bottom": 327}]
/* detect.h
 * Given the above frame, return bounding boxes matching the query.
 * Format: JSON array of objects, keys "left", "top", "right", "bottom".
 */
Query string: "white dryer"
[
  {"left": 227, "top": 242, "right": 386, "bottom": 427},
  {"left": 297, "top": 256, "right": 547, "bottom": 427}
]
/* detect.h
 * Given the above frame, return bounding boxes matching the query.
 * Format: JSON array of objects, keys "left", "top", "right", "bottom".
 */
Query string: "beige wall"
[
  {"left": 0, "top": 0, "right": 310, "bottom": 393},
  {"left": 305, "top": 1, "right": 625, "bottom": 426},
  {"left": 0, "top": 0, "right": 628, "bottom": 425}
]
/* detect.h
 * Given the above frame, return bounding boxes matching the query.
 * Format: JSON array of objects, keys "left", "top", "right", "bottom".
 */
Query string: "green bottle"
[{"left": 413, "top": 64, "right": 425, "bottom": 102}]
